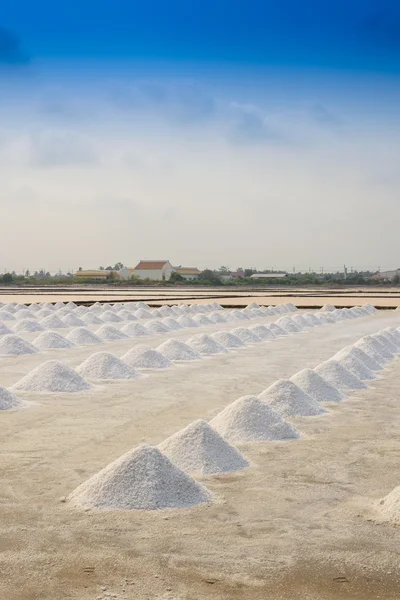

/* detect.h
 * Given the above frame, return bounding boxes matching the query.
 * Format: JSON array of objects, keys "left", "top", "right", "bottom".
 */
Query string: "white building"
[
  {"left": 250, "top": 273, "right": 287, "bottom": 279},
  {"left": 174, "top": 267, "right": 201, "bottom": 280},
  {"left": 118, "top": 267, "right": 134, "bottom": 281},
  {"left": 133, "top": 260, "right": 174, "bottom": 281}
]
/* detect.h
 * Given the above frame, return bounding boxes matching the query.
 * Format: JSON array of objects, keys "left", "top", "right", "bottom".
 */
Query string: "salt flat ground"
[{"left": 1, "top": 310, "right": 400, "bottom": 599}]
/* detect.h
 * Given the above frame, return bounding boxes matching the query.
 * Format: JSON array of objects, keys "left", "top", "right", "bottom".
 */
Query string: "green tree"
[
  {"left": 169, "top": 271, "right": 184, "bottom": 283},
  {"left": 2, "top": 273, "right": 13, "bottom": 283}
]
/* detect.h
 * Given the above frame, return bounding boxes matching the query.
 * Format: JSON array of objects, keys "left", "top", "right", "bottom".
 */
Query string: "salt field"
[{"left": 1, "top": 299, "right": 400, "bottom": 598}]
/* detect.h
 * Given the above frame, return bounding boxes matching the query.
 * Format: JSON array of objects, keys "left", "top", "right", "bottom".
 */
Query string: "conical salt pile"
[
  {"left": 15, "top": 309, "right": 36, "bottom": 320},
  {"left": 186, "top": 334, "right": 228, "bottom": 355},
  {"left": 67, "top": 328, "right": 102, "bottom": 345},
  {"left": 0, "top": 335, "right": 39, "bottom": 356},
  {"left": 177, "top": 315, "right": 199, "bottom": 328},
  {"left": 76, "top": 352, "right": 141, "bottom": 380},
  {"left": 156, "top": 339, "right": 201, "bottom": 361},
  {"left": 134, "top": 308, "right": 153, "bottom": 319},
  {"left": 0, "top": 386, "right": 25, "bottom": 410},
  {"left": 123, "top": 346, "right": 173, "bottom": 369},
  {"left": 40, "top": 314, "right": 67, "bottom": 329},
  {"left": 382, "top": 328, "right": 400, "bottom": 347},
  {"left": 268, "top": 322, "right": 287, "bottom": 337},
  {"left": 314, "top": 360, "right": 367, "bottom": 392},
  {"left": 335, "top": 354, "right": 375, "bottom": 381},
  {"left": 368, "top": 335, "right": 393, "bottom": 359},
  {"left": 121, "top": 323, "right": 149, "bottom": 338},
  {"left": 66, "top": 302, "right": 77, "bottom": 309},
  {"left": 230, "top": 309, "right": 250, "bottom": 321},
  {"left": 144, "top": 320, "right": 170, "bottom": 334},
  {"left": 12, "top": 360, "right": 92, "bottom": 393},
  {"left": 303, "top": 313, "right": 320, "bottom": 326},
  {"left": 211, "top": 331, "right": 246, "bottom": 349},
  {"left": 320, "top": 304, "right": 335, "bottom": 312},
  {"left": 96, "top": 325, "right": 128, "bottom": 342},
  {"left": 210, "top": 395, "right": 300, "bottom": 443},
  {"left": 335, "top": 346, "right": 382, "bottom": 372},
  {"left": 259, "top": 380, "right": 327, "bottom": 417},
  {"left": 377, "top": 486, "right": 400, "bottom": 524},
  {"left": 69, "top": 444, "right": 212, "bottom": 510},
  {"left": 101, "top": 310, "right": 123, "bottom": 323},
  {"left": 82, "top": 313, "right": 103, "bottom": 325},
  {"left": 0, "top": 322, "right": 12, "bottom": 335},
  {"left": 230, "top": 327, "right": 261, "bottom": 344},
  {"left": 62, "top": 314, "right": 85, "bottom": 327},
  {"left": 292, "top": 314, "right": 313, "bottom": 328},
  {"left": 117, "top": 310, "right": 137, "bottom": 321},
  {"left": 0, "top": 310, "right": 15, "bottom": 321},
  {"left": 374, "top": 333, "right": 398, "bottom": 354},
  {"left": 13, "top": 319, "right": 44, "bottom": 333},
  {"left": 159, "top": 419, "right": 249, "bottom": 475},
  {"left": 34, "top": 331, "right": 75, "bottom": 350},
  {"left": 354, "top": 340, "right": 387, "bottom": 366},
  {"left": 290, "top": 368, "right": 344, "bottom": 403},
  {"left": 248, "top": 324, "right": 276, "bottom": 341},
  {"left": 208, "top": 311, "right": 227, "bottom": 324},
  {"left": 161, "top": 317, "right": 182, "bottom": 331},
  {"left": 363, "top": 303, "right": 377, "bottom": 314},
  {"left": 276, "top": 317, "right": 302, "bottom": 333}
]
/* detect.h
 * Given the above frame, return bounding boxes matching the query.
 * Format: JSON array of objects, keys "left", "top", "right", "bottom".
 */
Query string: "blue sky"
[{"left": 0, "top": 1, "right": 399, "bottom": 273}]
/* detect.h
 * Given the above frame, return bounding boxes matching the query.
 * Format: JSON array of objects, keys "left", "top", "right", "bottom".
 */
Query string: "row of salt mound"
[
  {"left": 314, "top": 361, "right": 366, "bottom": 392},
  {"left": 77, "top": 352, "right": 141, "bottom": 380},
  {"left": 186, "top": 334, "right": 227, "bottom": 355},
  {"left": 159, "top": 420, "right": 249, "bottom": 475},
  {"left": 122, "top": 346, "right": 172, "bottom": 369},
  {"left": 210, "top": 395, "right": 300, "bottom": 442},
  {"left": 211, "top": 331, "right": 246, "bottom": 349},
  {"left": 290, "top": 368, "right": 344, "bottom": 403},
  {"left": 156, "top": 339, "right": 201, "bottom": 361},
  {"left": 248, "top": 324, "right": 276, "bottom": 341},
  {"left": 375, "top": 332, "right": 398, "bottom": 354},
  {"left": 231, "top": 327, "right": 261, "bottom": 344},
  {"left": 69, "top": 444, "right": 212, "bottom": 510},
  {"left": 336, "top": 346, "right": 382, "bottom": 372},
  {"left": 259, "top": 380, "right": 327, "bottom": 417},
  {"left": 354, "top": 339, "right": 387, "bottom": 366},
  {"left": 333, "top": 351, "right": 376, "bottom": 380},
  {"left": 12, "top": 360, "right": 92, "bottom": 393},
  {"left": 357, "top": 336, "right": 391, "bottom": 362}
]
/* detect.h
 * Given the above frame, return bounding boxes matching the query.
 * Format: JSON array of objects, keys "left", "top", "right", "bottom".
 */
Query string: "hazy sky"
[{"left": 0, "top": 0, "right": 399, "bottom": 273}]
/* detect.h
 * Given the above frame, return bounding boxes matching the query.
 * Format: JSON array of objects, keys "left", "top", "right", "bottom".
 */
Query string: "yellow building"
[{"left": 74, "top": 270, "right": 116, "bottom": 281}]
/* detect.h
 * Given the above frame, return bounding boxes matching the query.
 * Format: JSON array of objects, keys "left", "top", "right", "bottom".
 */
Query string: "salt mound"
[
  {"left": 69, "top": 444, "right": 212, "bottom": 510},
  {"left": 82, "top": 313, "right": 103, "bottom": 325},
  {"left": 161, "top": 317, "right": 182, "bottom": 331},
  {"left": 0, "top": 386, "right": 25, "bottom": 410},
  {"left": 77, "top": 352, "right": 141, "bottom": 380},
  {"left": 354, "top": 340, "right": 387, "bottom": 366},
  {"left": 66, "top": 302, "right": 77, "bottom": 309},
  {"left": 363, "top": 303, "right": 377, "bottom": 314},
  {"left": 193, "top": 314, "right": 212, "bottom": 326},
  {"left": 54, "top": 301, "right": 65, "bottom": 309},
  {"left": 12, "top": 319, "right": 44, "bottom": 333},
  {"left": 363, "top": 335, "right": 392, "bottom": 360},
  {"left": 144, "top": 320, "right": 170, "bottom": 334},
  {"left": 378, "top": 486, "right": 400, "bottom": 524},
  {"left": 66, "top": 328, "right": 103, "bottom": 346},
  {"left": 34, "top": 331, "right": 75, "bottom": 350},
  {"left": 320, "top": 304, "right": 336, "bottom": 312},
  {"left": 117, "top": 310, "right": 137, "bottom": 321},
  {"left": 314, "top": 360, "right": 367, "bottom": 392},
  {"left": 96, "top": 325, "right": 128, "bottom": 342},
  {"left": 247, "top": 302, "right": 259, "bottom": 309},
  {"left": 134, "top": 308, "right": 153, "bottom": 319},
  {"left": 248, "top": 324, "right": 276, "bottom": 341},
  {"left": 101, "top": 310, "right": 123, "bottom": 323},
  {"left": 230, "top": 327, "right": 260, "bottom": 344},
  {"left": 292, "top": 314, "right": 313, "bottom": 328},
  {"left": 159, "top": 419, "right": 249, "bottom": 475},
  {"left": 0, "top": 334, "right": 38, "bottom": 356},
  {"left": 210, "top": 395, "right": 300, "bottom": 443},
  {"left": 136, "top": 302, "right": 150, "bottom": 310},
  {"left": 276, "top": 317, "right": 302, "bottom": 333},
  {"left": 121, "top": 323, "right": 149, "bottom": 337},
  {"left": 211, "top": 331, "right": 246, "bottom": 349},
  {"left": 40, "top": 314, "right": 67, "bottom": 329},
  {"left": 382, "top": 328, "right": 400, "bottom": 347},
  {"left": 336, "top": 346, "right": 382, "bottom": 372},
  {"left": 290, "top": 368, "right": 344, "bottom": 403},
  {"left": 186, "top": 334, "right": 228, "bottom": 355},
  {"left": 156, "top": 339, "right": 201, "bottom": 361},
  {"left": 0, "top": 310, "right": 16, "bottom": 321},
  {"left": 12, "top": 360, "right": 91, "bottom": 393},
  {"left": 268, "top": 322, "right": 287, "bottom": 337},
  {"left": 62, "top": 314, "right": 85, "bottom": 327},
  {"left": 259, "top": 380, "right": 327, "bottom": 417},
  {"left": 0, "top": 322, "right": 12, "bottom": 335},
  {"left": 177, "top": 315, "right": 199, "bottom": 328},
  {"left": 373, "top": 333, "right": 398, "bottom": 354},
  {"left": 230, "top": 309, "right": 249, "bottom": 321},
  {"left": 123, "top": 345, "right": 173, "bottom": 369},
  {"left": 335, "top": 354, "right": 375, "bottom": 381},
  {"left": 15, "top": 309, "right": 36, "bottom": 320}
]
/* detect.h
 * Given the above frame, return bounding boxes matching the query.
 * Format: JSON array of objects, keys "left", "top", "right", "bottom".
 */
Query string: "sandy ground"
[{"left": 1, "top": 311, "right": 400, "bottom": 599}]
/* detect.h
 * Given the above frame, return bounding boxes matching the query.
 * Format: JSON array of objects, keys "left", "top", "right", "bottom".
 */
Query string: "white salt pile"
[
  {"left": 276, "top": 317, "right": 302, "bottom": 333},
  {"left": 320, "top": 304, "right": 336, "bottom": 312},
  {"left": 377, "top": 486, "right": 400, "bottom": 524},
  {"left": 121, "top": 323, "right": 149, "bottom": 337},
  {"left": 62, "top": 314, "right": 85, "bottom": 327},
  {"left": 0, "top": 335, "right": 39, "bottom": 356},
  {"left": 54, "top": 301, "right": 65, "bottom": 309},
  {"left": 186, "top": 334, "right": 228, "bottom": 355},
  {"left": 248, "top": 324, "right": 276, "bottom": 341},
  {"left": 290, "top": 368, "right": 344, "bottom": 403},
  {"left": 0, "top": 310, "right": 16, "bottom": 321},
  {"left": 66, "top": 328, "right": 103, "bottom": 346},
  {"left": 248, "top": 302, "right": 259, "bottom": 309},
  {"left": 159, "top": 419, "right": 249, "bottom": 475},
  {"left": 177, "top": 315, "right": 199, "bottom": 328},
  {"left": 40, "top": 314, "right": 67, "bottom": 329},
  {"left": 66, "top": 302, "right": 77, "bottom": 309},
  {"left": 193, "top": 314, "right": 212, "bottom": 326},
  {"left": 336, "top": 346, "right": 382, "bottom": 372},
  {"left": 382, "top": 328, "right": 400, "bottom": 347},
  {"left": 230, "top": 309, "right": 249, "bottom": 321},
  {"left": 210, "top": 395, "right": 300, "bottom": 442},
  {"left": 292, "top": 314, "right": 313, "bottom": 328},
  {"left": 268, "top": 322, "right": 287, "bottom": 336},
  {"left": 117, "top": 310, "right": 137, "bottom": 321},
  {"left": 136, "top": 302, "right": 150, "bottom": 310},
  {"left": 12, "top": 319, "right": 44, "bottom": 333},
  {"left": 364, "top": 335, "right": 393, "bottom": 360},
  {"left": 96, "top": 325, "right": 128, "bottom": 342},
  {"left": 123, "top": 345, "right": 173, "bottom": 369},
  {"left": 0, "top": 386, "right": 25, "bottom": 410},
  {"left": 33, "top": 331, "right": 75, "bottom": 350},
  {"left": 69, "top": 444, "right": 212, "bottom": 510},
  {"left": 230, "top": 327, "right": 260, "bottom": 344},
  {"left": 211, "top": 331, "right": 246, "bottom": 349},
  {"left": 82, "top": 313, "right": 103, "bottom": 325},
  {"left": 354, "top": 340, "right": 387, "bottom": 366},
  {"left": 373, "top": 333, "right": 398, "bottom": 354},
  {"left": 335, "top": 354, "right": 375, "bottom": 381},
  {"left": 12, "top": 360, "right": 92, "bottom": 393},
  {"left": 101, "top": 310, "right": 123, "bottom": 323},
  {"left": 314, "top": 360, "right": 367, "bottom": 392},
  {"left": 134, "top": 308, "right": 153, "bottom": 319},
  {"left": 161, "top": 317, "right": 182, "bottom": 330},
  {"left": 259, "top": 380, "right": 327, "bottom": 417},
  {"left": 77, "top": 352, "right": 141, "bottom": 380},
  {"left": 144, "top": 320, "right": 170, "bottom": 334},
  {"left": 0, "top": 322, "right": 12, "bottom": 335},
  {"left": 75, "top": 306, "right": 87, "bottom": 315},
  {"left": 15, "top": 309, "right": 36, "bottom": 320},
  {"left": 156, "top": 339, "right": 201, "bottom": 361}
]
